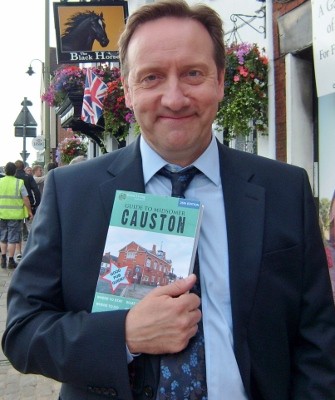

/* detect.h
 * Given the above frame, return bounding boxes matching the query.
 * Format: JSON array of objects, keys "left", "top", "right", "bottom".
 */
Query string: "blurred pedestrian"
[
  {"left": 0, "top": 162, "right": 33, "bottom": 269},
  {"left": 15, "top": 160, "right": 40, "bottom": 242},
  {"left": 69, "top": 155, "right": 87, "bottom": 165},
  {"left": 47, "top": 162, "right": 58, "bottom": 172},
  {"left": 24, "top": 166, "right": 33, "bottom": 176},
  {"left": 15, "top": 160, "right": 40, "bottom": 215},
  {"left": 32, "top": 165, "right": 45, "bottom": 195}
]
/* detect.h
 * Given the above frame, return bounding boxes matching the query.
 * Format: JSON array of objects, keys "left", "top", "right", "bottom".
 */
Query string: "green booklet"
[{"left": 92, "top": 190, "right": 204, "bottom": 312}]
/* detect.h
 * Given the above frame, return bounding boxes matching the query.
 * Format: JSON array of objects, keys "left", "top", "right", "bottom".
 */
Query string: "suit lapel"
[
  {"left": 218, "top": 143, "right": 265, "bottom": 391},
  {"left": 96, "top": 140, "right": 266, "bottom": 394},
  {"left": 98, "top": 139, "right": 146, "bottom": 220}
]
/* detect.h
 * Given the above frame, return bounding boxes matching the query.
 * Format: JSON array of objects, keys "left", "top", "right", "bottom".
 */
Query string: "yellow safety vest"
[{"left": 0, "top": 176, "right": 28, "bottom": 220}]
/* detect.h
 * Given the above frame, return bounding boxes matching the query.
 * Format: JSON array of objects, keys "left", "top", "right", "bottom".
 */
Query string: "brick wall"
[{"left": 272, "top": 0, "right": 308, "bottom": 161}]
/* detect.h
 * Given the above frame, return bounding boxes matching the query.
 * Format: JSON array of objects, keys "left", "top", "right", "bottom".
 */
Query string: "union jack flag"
[{"left": 81, "top": 69, "right": 107, "bottom": 125}]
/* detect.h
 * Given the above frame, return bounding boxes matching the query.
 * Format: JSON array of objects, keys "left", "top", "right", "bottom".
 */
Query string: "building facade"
[{"left": 102, "top": 241, "right": 175, "bottom": 287}]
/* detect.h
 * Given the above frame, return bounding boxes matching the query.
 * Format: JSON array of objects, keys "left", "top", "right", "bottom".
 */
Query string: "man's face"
[{"left": 124, "top": 17, "right": 224, "bottom": 166}]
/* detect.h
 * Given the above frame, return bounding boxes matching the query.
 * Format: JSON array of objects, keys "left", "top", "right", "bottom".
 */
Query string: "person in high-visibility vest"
[{"left": 0, "top": 162, "right": 33, "bottom": 269}]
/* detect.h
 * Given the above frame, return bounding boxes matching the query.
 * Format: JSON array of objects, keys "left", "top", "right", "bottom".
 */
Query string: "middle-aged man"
[
  {"left": 2, "top": 1, "right": 335, "bottom": 400},
  {"left": 24, "top": 166, "right": 33, "bottom": 176},
  {"left": 15, "top": 160, "right": 41, "bottom": 215},
  {"left": 15, "top": 159, "right": 41, "bottom": 242}
]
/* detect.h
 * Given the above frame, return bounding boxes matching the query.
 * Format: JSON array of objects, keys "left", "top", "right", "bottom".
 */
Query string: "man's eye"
[
  {"left": 188, "top": 70, "right": 201, "bottom": 77},
  {"left": 143, "top": 74, "right": 157, "bottom": 82}
]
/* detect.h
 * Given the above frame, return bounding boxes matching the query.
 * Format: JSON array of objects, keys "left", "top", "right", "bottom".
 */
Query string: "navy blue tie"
[
  {"left": 157, "top": 166, "right": 207, "bottom": 400},
  {"left": 158, "top": 166, "right": 200, "bottom": 198}
]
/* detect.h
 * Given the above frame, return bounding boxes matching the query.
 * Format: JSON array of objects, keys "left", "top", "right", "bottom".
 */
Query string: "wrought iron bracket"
[{"left": 225, "top": 6, "right": 266, "bottom": 42}]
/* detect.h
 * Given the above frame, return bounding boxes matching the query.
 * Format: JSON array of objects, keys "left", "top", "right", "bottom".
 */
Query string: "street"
[
  {"left": 0, "top": 267, "right": 61, "bottom": 399},
  {"left": 0, "top": 251, "right": 335, "bottom": 399}
]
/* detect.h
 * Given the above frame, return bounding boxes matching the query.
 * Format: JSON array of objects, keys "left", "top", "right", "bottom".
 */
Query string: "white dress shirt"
[{"left": 141, "top": 135, "right": 248, "bottom": 399}]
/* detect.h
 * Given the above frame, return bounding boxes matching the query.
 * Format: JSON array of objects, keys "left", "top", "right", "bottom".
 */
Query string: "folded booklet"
[{"left": 92, "top": 190, "right": 204, "bottom": 312}]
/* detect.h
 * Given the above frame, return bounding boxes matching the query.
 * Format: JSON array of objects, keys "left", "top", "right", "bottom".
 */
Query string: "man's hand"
[{"left": 125, "top": 274, "right": 201, "bottom": 354}]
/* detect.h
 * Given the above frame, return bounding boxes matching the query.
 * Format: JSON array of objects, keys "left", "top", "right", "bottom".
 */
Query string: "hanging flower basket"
[
  {"left": 42, "top": 65, "right": 136, "bottom": 146},
  {"left": 102, "top": 68, "right": 136, "bottom": 143},
  {"left": 57, "top": 134, "right": 88, "bottom": 165},
  {"left": 215, "top": 42, "right": 269, "bottom": 140},
  {"left": 42, "top": 66, "right": 86, "bottom": 108},
  {"left": 42, "top": 65, "right": 125, "bottom": 109}
]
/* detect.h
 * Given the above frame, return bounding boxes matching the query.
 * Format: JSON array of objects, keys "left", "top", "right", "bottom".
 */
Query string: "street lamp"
[
  {"left": 26, "top": 58, "right": 51, "bottom": 166},
  {"left": 26, "top": 59, "right": 44, "bottom": 77}
]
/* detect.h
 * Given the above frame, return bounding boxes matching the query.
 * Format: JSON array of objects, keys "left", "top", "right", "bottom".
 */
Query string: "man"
[
  {"left": 47, "top": 161, "right": 58, "bottom": 172},
  {"left": 15, "top": 160, "right": 41, "bottom": 243},
  {"left": 15, "top": 160, "right": 41, "bottom": 215},
  {"left": 0, "top": 162, "right": 33, "bottom": 269},
  {"left": 24, "top": 166, "right": 33, "bottom": 176},
  {"left": 2, "top": 1, "right": 335, "bottom": 399}
]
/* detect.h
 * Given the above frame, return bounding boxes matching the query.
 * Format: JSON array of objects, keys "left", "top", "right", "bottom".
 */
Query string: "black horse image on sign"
[
  {"left": 61, "top": 11, "right": 109, "bottom": 52},
  {"left": 54, "top": 2, "right": 128, "bottom": 64}
]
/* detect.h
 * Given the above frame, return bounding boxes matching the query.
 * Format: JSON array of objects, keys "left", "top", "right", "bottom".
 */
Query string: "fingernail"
[{"left": 185, "top": 274, "right": 195, "bottom": 282}]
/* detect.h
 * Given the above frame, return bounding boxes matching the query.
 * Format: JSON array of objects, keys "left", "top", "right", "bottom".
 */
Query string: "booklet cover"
[{"left": 92, "top": 190, "right": 204, "bottom": 312}]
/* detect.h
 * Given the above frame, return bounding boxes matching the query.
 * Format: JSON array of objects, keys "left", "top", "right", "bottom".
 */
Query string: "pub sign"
[{"left": 53, "top": 1, "right": 128, "bottom": 64}]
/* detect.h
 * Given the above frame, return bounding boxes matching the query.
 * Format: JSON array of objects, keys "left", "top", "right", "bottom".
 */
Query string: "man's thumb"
[{"left": 156, "top": 274, "right": 197, "bottom": 298}]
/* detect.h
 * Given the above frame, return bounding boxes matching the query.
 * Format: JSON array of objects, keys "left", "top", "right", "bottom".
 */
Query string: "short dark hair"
[
  {"left": 118, "top": 0, "right": 225, "bottom": 78},
  {"left": 14, "top": 160, "right": 25, "bottom": 170},
  {"left": 47, "top": 162, "right": 58, "bottom": 172},
  {"left": 5, "top": 162, "right": 17, "bottom": 176}
]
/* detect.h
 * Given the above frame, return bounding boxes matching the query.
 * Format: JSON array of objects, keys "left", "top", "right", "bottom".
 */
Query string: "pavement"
[
  {"left": 0, "top": 246, "right": 334, "bottom": 399},
  {"left": 0, "top": 261, "right": 61, "bottom": 399}
]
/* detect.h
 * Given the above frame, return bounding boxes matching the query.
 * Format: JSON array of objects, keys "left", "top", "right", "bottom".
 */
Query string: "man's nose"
[{"left": 160, "top": 78, "right": 190, "bottom": 111}]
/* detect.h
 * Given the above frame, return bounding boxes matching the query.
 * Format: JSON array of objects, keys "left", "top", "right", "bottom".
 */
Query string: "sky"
[
  {"left": 0, "top": 0, "right": 266, "bottom": 168},
  {"left": 104, "top": 226, "right": 196, "bottom": 278},
  {"left": 0, "top": 0, "right": 46, "bottom": 167}
]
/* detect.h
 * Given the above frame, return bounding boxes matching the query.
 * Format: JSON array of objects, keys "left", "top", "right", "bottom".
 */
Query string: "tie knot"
[{"left": 158, "top": 166, "right": 200, "bottom": 198}]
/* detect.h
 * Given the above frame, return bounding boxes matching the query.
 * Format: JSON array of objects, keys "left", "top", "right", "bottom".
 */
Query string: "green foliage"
[
  {"left": 215, "top": 42, "right": 269, "bottom": 140},
  {"left": 319, "top": 198, "right": 331, "bottom": 234},
  {"left": 102, "top": 70, "right": 135, "bottom": 143}
]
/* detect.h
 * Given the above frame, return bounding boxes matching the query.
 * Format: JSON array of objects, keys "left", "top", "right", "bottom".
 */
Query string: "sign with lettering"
[
  {"left": 101, "top": 262, "right": 129, "bottom": 293},
  {"left": 311, "top": 0, "right": 335, "bottom": 97},
  {"left": 53, "top": 1, "right": 128, "bottom": 64},
  {"left": 32, "top": 136, "right": 45, "bottom": 151}
]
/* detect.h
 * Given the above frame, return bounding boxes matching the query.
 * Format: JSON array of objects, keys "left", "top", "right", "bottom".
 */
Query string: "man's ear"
[
  {"left": 217, "top": 69, "right": 225, "bottom": 101},
  {"left": 122, "top": 77, "right": 133, "bottom": 109}
]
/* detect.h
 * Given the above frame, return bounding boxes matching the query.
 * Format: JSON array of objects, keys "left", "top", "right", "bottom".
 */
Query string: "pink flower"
[{"left": 237, "top": 66, "right": 249, "bottom": 77}]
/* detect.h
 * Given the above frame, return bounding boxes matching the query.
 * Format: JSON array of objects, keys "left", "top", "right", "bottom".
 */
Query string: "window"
[{"left": 126, "top": 251, "right": 136, "bottom": 259}]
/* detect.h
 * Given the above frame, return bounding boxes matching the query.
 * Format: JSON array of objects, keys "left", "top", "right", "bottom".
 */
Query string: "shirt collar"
[{"left": 140, "top": 134, "right": 221, "bottom": 186}]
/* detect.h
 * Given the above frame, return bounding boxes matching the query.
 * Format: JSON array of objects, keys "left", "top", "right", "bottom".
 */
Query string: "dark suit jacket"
[
  {"left": 15, "top": 169, "right": 41, "bottom": 212},
  {"left": 3, "top": 138, "right": 335, "bottom": 400}
]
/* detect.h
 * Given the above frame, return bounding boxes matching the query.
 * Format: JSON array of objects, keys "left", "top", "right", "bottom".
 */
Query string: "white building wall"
[
  {"left": 285, "top": 53, "right": 314, "bottom": 185},
  {"left": 126, "top": 0, "right": 274, "bottom": 159}
]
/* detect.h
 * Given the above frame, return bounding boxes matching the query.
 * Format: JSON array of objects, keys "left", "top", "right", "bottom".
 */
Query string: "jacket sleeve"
[
  {"left": 28, "top": 174, "right": 41, "bottom": 208},
  {"left": 291, "top": 171, "right": 335, "bottom": 398},
  {"left": 2, "top": 169, "right": 135, "bottom": 399}
]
